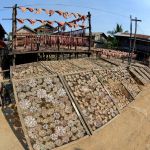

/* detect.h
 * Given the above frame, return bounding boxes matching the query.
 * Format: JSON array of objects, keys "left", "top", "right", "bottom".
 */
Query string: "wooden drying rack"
[{"left": 10, "top": 4, "right": 92, "bottom": 66}]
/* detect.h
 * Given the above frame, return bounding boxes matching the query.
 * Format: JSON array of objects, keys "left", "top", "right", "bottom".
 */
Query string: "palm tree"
[
  {"left": 105, "top": 24, "right": 124, "bottom": 49},
  {"left": 107, "top": 24, "right": 123, "bottom": 36}
]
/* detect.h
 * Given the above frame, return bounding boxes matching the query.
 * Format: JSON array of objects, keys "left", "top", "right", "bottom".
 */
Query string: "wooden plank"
[
  {"left": 134, "top": 67, "right": 150, "bottom": 82},
  {"left": 39, "top": 61, "right": 57, "bottom": 75},
  {"left": 100, "top": 57, "right": 119, "bottom": 66},
  {"left": 9, "top": 49, "right": 91, "bottom": 55},
  {"left": 12, "top": 74, "right": 58, "bottom": 82},
  {"left": 139, "top": 67, "right": 150, "bottom": 80},
  {"left": 144, "top": 66, "right": 150, "bottom": 74},
  {"left": 129, "top": 68, "right": 146, "bottom": 85}
]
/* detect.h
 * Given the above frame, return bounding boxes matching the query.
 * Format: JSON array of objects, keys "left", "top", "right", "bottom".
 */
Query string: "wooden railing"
[{"left": 14, "top": 34, "right": 89, "bottom": 52}]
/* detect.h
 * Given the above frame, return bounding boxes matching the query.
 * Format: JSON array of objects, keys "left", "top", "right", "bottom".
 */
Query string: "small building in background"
[
  {"left": 86, "top": 32, "right": 107, "bottom": 48},
  {"left": 34, "top": 23, "right": 56, "bottom": 34},
  {"left": 17, "top": 25, "right": 36, "bottom": 34},
  {"left": 16, "top": 25, "right": 36, "bottom": 47},
  {"left": 114, "top": 32, "right": 150, "bottom": 64}
]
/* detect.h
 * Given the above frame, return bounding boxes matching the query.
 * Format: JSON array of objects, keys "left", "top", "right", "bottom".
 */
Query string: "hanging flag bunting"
[
  {"left": 81, "top": 15, "right": 87, "bottom": 21},
  {"left": 79, "top": 25, "right": 86, "bottom": 29},
  {"left": 55, "top": 10, "right": 64, "bottom": 16},
  {"left": 77, "top": 13, "right": 82, "bottom": 18},
  {"left": 66, "top": 22, "right": 73, "bottom": 28},
  {"left": 74, "top": 23, "right": 79, "bottom": 29},
  {"left": 63, "top": 12, "right": 68, "bottom": 19},
  {"left": 61, "top": 25, "right": 66, "bottom": 31},
  {"left": 49, "top": 10, "right": 55, "bottom": 16},
  {"left": 19, "top": 6, "right": 27, "bottom": 12},
  {"left": 45, "top": 9, "right": 50, "bottom": 14},
  {"left": 67, "top": 12, "right": 73, "bottom": 18},
  {"left": 72, "top": 13, "right": 79, "bottom": 18},
  {"left": 18, "top": 6, "right": 86, "bottom": 20},
  {"left": 35, "top": 8, "right": 42, "bottom": 14},
  {"left": 55, "top": 21, "right": 65, "bottom": 26},
  {"left": 27, "top": 19, "right": 36, "bottom": 25},
  {"left": 36, "top": 19, "right": 45, "bottom": 24},
  {"left": 16, "top": 17, "right": 87, "bottom": 29},
  {"left": 47, "top": 21, "right": 54, "bottom": 25},
  {"left": 17, "top": 18, "right": 25, "bottom": 24},
  {"left": 26, "top": 7, "right": 34, "bottom": 12}
]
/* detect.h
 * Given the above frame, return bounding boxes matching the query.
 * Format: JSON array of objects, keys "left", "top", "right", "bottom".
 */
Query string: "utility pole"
[
  {"left": 129, "top": 17, "right": 142, "bottom": 65},
  {"left": 128, "top": 15, "right": 132, "bottom": 64},
  {"left": 88, "top": 12, "right": 92, "bottom": 53}
]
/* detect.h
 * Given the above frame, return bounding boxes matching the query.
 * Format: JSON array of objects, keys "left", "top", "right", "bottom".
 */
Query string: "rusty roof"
[{"left": 114, "top": 32, "right": 150, "bottom": 40}]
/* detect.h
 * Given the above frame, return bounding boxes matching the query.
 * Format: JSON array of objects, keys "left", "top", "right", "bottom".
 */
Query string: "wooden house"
[
  {"left": 16, "top": 25, "right": 36, "bottom": 47},
  {"left": 86, "top": 32, "right": 107, "bottom": 48},
  {"left": 114, "top": 32, "right": 150, "bottom": 62},
  {"left": 34, "top": 23, "right": 56, "bottom": 34}
]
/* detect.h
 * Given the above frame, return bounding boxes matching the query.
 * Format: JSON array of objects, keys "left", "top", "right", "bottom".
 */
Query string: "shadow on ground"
[{"left": 2, "top": 105, "right": 28, "bottom": 150}]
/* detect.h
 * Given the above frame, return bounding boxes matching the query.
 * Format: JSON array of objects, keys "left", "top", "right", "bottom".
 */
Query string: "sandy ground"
[
  {"left": 0, "top": 109, "right": 24, "bottom": 150},
  {"left": 0, "top": 85, "right": 150, "bottom": 150}
]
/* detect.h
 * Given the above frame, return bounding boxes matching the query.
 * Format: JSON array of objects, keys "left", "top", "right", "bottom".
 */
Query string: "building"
[
  {"left": 17, "top": 25, "right": 36, "bottom": 34},
  {"left": 16, "top": 25, "right": 36, "bottom": 47},
  {"left": 0, "top": 24, "right": 7, "bottom": 48},
  {"left": 0, "top": 24, "right": 6, "bottom": 40},
  {"left": 86, "top": 32, "right": 107, "bottom": 48},
  {"left": 34, "top": 23, "right": 56, "bottom": 34},
  {"left": 114, "top": 32, "right": 150, "bottom": 62}
]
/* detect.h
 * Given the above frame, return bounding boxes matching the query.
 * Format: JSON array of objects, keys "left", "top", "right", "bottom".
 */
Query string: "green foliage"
[{"left": 105, "top": 23, "right": 123, "bottom": 49}]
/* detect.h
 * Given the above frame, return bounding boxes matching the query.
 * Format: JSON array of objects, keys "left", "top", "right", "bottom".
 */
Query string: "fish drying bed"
[{"left": 10, "top": 58, "right": 148, "bottom": 150}]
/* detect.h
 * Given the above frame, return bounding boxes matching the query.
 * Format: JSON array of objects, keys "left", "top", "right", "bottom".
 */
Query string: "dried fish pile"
[
  {"left": 41, "top": 60, "right": 82, "bottom": 74},
  {"left": 14, "top": 76, "right": 87, "bottom": 150},
  {"left": 12, "top": 62, "right": 51, "bottom": 80},
  {"left": 64, "top": 72, "right": 118, "bottom": 131},
  {"left": 67, "top": 58, "right": 102, "bottom": 70},
  {"left": 94, "top": 68, "right": 133, "bottom": 110}
]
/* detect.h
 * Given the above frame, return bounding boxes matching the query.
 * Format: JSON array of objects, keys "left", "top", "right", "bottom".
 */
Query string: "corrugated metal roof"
[{"left": 114, "top": 32, "right": 150, "bottom": 40}]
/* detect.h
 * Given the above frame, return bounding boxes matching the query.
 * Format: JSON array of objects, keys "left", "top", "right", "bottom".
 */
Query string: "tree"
[
  {"left": 107, "top": 23, "right": 123, "bottom": 36},
  {"left": 105, "top": 24, "right": 124, "bottom": 49}
]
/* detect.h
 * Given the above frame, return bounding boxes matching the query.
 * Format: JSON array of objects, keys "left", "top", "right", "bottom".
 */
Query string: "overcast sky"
[{"left": 0, "top": 0, "right": 150, "bottom": 35}]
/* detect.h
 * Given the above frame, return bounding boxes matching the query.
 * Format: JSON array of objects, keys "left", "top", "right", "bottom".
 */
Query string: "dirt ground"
[
  {"left": 0, "top": 109, "right": 24, "bottom": 150},
  {"left": 0, "top": 85, "right": 150, "bottom": 150}
]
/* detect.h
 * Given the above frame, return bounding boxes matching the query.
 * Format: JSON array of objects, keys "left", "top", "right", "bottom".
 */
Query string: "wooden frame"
[
  {"left": 62, "top": 70, "right": 121, "bottom": 133},
  {"left": 12, "top": 74, "right": 91, "bottom": 150},
  {"left": 92, "top": 68, "right": 135, "bottom": 111},
  {"left": 129, "top": 67, "right": 147, "bottom": 85},
  {"left": 11, "top": 4, "right": 92, "bottom": 65}
]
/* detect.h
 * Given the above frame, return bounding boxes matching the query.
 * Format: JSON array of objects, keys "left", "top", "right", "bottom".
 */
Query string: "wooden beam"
[
  {"left": 12, "top": 4, "right": 17, "bottom": 67},
  {"left": 88, "top": 12, "right": 92, "bottom": 53}
]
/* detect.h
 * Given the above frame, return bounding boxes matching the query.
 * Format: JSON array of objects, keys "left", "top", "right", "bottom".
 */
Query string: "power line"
[
  {"left": 13, "top": 3, "right": 129, "bottom": 18},
  {"left": 138, "top": 24, "right": 145, "bottom": 35}
]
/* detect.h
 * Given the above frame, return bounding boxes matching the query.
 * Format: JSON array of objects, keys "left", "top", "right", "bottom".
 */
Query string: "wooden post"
[
  {"left": 128, "top": 15, "right": 132, "bottom": 64},
  {"left": 12, "top": 4, "right": 17, "bottom": 66},
  {"left": 129, "top": 17, "right": 142, "bottom": 65},
  {"left": 58, "top": 27, "right": 60, "bottom": 51},
  {"left": 88, "top": 12, "right": 92, "bottom": 53}
]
